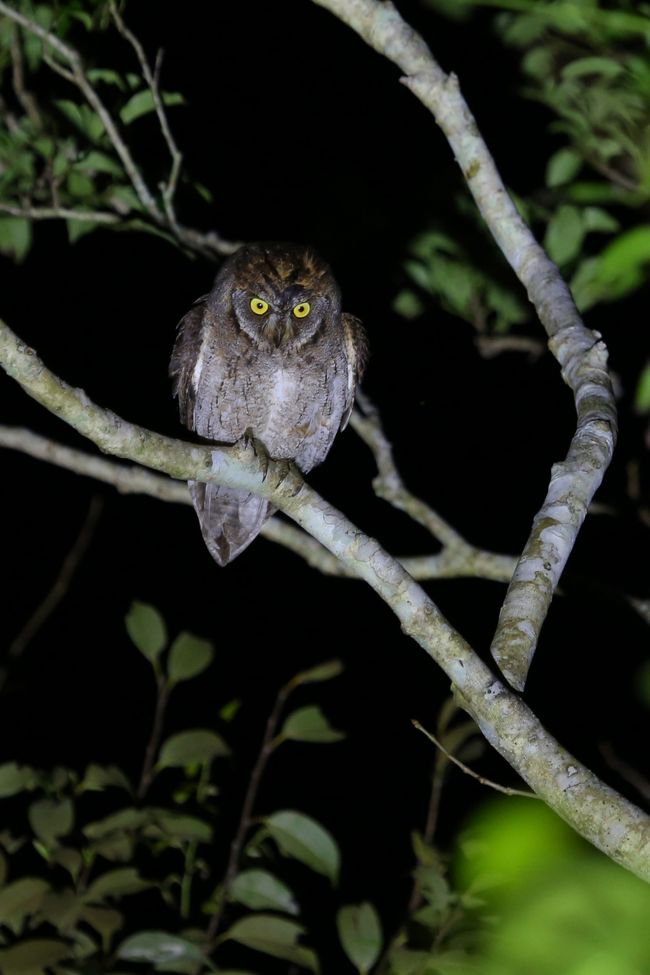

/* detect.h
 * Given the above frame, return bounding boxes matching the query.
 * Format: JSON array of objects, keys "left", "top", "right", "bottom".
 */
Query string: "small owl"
[{"left": 170, "top": 242, "right": 367, "bottom": 565}]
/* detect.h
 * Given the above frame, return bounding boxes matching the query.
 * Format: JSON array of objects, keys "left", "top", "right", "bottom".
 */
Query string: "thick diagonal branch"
[
  {"left": 1, "top": 317, "right": 647, "bottom": 882},
  {"left": 311, "top": 0, "right": 617, "bottom": 691}
]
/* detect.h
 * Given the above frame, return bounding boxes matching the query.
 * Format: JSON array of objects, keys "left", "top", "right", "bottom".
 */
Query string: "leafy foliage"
[{"left": 0, "top": 602, "right": 351, "bottom": 973}]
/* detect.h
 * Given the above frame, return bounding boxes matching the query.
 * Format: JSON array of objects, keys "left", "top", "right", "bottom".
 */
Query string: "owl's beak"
[{"left": 264, "top": 317, "right": 294, "bottom": 347}]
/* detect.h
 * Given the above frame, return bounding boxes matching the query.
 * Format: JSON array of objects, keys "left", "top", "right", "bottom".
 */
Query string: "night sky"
[{"left": 1, "top": 0, "right": 648, "bottom": 940}]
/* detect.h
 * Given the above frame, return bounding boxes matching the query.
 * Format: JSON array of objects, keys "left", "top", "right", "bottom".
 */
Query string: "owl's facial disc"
[{"left": 233, "top": 290, "right": 326, "bottom": 350}]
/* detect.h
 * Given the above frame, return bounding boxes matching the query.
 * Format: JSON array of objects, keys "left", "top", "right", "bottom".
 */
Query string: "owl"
[{"left": 170, "top": 242, "right": 367, "bottom": 565}]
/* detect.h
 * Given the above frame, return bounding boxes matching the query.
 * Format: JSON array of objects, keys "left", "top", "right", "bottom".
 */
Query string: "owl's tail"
[{"left": 188, "top": 481, "right": 274, "bottom": 566}]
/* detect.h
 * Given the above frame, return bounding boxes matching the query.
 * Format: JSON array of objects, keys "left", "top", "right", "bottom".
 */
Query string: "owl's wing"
[
  {"left": 169, "top": 297, "right": 208, "bottom": 428},
  {"left": 340, "top": 313, "right": 369, "bottom": 430},
  {"left": 170, "top": 297, "right": 273, "bottom": 565}
]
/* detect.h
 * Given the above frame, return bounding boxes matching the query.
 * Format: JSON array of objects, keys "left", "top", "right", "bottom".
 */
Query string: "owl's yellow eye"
[
  {"left": 250, "top": 297, "right": 269, "bottom": 316},
  {"left": 292, "top": 302, "right": 311, "bottom": 319}
]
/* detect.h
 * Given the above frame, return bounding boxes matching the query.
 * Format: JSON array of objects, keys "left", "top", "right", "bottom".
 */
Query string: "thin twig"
[
  {"left": 0, "top": 203, "right": 121, "bottom": 224},
  {"left": 205, "top": 679, "right": 293, "bottom": 943},
  {"left": 0, "top": 495, "right": 103, "bottom": 694},
  {"left": 137, "top": 673, "right": 172, "bottom": 799},
  {"left": 412, "top": 720, "right": 537, "bottom": 798},
  {"left": 351, "top": 391, "right": 516, "bottom": 573},
  {"left": 109, "top": 1, "right": 183, "bottom": 228},
  {"left": 10, "top": 25, "right": 42, "bottom": 126}
]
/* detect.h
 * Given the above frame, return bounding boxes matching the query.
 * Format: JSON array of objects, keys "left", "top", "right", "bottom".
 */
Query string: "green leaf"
[
  {"left": 125, "top": 601, "right": 167, "bottom": 662},
  {"left": 219, "top": 698, "right": 241, "bottom": 722},
  {"left": 634, "top": 362, "right": 650, "bottom": 414},
  {"left": 80, "top": 905, "right": 123, "bottom": 949},
  {"left": 337, "top": 903, "right": 383, "bottom": 974},
  {"left": 145, "top": 808, "right": 212, "bottom": 843},
  {"left": 393, "top": 289, "right": 425, "bottom": 319},
  {"left": 28, "top": 797, "right": 74, "bottom": 846},
  {"left": 120, "top": 89, "right": 185, "bottom": 125},
  {"left": 544, "top": 205, "right": 585, "bottom": 265},
  {"left": 67, "top": 219, "right": 100, "bottom": 245},
  {"left": 0, "top": 762, "right": 36, "bottom": 797},
  {"left": 561, "top": 57, "right": 625, "bottom": 81},
  {"left": 223, "top": 915, "right": 318, "bottom": 972},
  {"left": 75, "top": 150, "right": 123, "bottom": 176},
  {"left": 264, "top": 810, "right": 339, "bottom": 884},
  {"left": 157, "top": 729, "right": 229, "bottom": 769},
  {"left": 546, "top": 147, "right": 582, "bottom": 187},
  {"left": 78, "top": 763, "right": 132, "bottom": 793},
  {"left": 582, "top": 206, "right": 620, "bottom": 234},
  {"left": 0, "top": 217, "right": 32, "bottom": 262},
  {"left": 0, "top": 878, "right": 51, "bottom": 932},
  {"left": 0, "top": 938, "right": 70, "bottom": 972},
  {"left": 51, "top": 846, "right": 83, "bottom": 882},
  {"left": 117, "top": 931, "right": 206, "bottom": 965},
  {"left": 167, "top": 632, "right": 214, "bottom": 682},
  {"left": 87, "top": 68, "right": 126, "bottom": 90},
  {"left": 280, "top": 706, "right": 345, "bottom": 744},
  {"left": 83, "top": 807, "right": 148, "bottom": 839},
  {"left": 86, "top": 867, "right": 150, "bottom": 901},
  {"left": 229, "top": 870, "right": 299, "bottom": 915},
  {"left": 292, "top": 660, "right": 343, "bottom": 686}
]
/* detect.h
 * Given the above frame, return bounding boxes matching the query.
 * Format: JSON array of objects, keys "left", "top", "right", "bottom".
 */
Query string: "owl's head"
[{"left": 210, "top": 242, "right": 341, "bottom": 351}]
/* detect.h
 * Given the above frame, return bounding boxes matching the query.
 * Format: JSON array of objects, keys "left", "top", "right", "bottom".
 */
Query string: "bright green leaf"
[
  {"left": 582, "top": 206, "right": 620, "bottom": 234},
  {"left": 280, "top": 706, "right": 345, "bottom": 744},
  {"left": 75, "top": 150, "right": 123, "bottom": 176},
  {"left": 157, "top": 729, "right": 229, "bottom": 769},
  {"left": 562, "top": 57, "right": 625, "bottom": 81},
  {"left": 117, "top": 931, "right": 206, "bottom": 965},
  {"left": 87, "top": 68, "right": 126, "bottom": 90},
  {"left": 546, "top": 147, "right": 582, "bottom": 187},
  {"left": 393, "top": 289, "right": 425, "bottom": 319},
  {"left": 28, "top": 797, "right": 74, "bottom": 846},
  {"left": 0, "top": 217, "right": 32, "bottom": 262},
  {"left": 634, "top": 363, "right": 650, "bottom": 413},
  {"left": 125, "top": 601, "right": 167, "bottom": 662},
  {"left": 0, "top": 938, "right": 70, "bottom": 972},
  {"left": 86, "top": 867, "right": 150, "bottom": 901},
  {"left": 224, "top": 915, "right": 318, "bottom": 972},
  {"left": 544, "top": 205, "right": 585, "bottom": 265},
  {"left": 337, "top": 903, "right": 383, "bottom": 974},
  {"left": 264, "top": 810, "right": 339, "bottom": 884},
  {"left": 167, "top": 632, "right": 214, "bottom": 682},
  {"left": 120, "top": 89, "right": 184, "bottom": 125},
  {"left": 229, "top": 869, "right": 299, "bottom": 915},
  {"left": 0, "top": 762, "right": 36, "bottom": 797}
]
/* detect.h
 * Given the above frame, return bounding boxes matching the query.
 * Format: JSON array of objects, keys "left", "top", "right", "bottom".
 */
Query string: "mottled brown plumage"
[{"left": 170, "top": 242, "right": 367, "bottom": 564}]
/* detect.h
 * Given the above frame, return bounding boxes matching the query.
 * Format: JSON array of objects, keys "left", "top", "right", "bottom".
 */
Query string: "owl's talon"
[{"left": 241, "top": 428, "right": 271, "bottom": 480}]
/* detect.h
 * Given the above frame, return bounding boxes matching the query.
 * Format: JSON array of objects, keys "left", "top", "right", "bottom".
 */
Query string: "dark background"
[{"left": 1, "top": 0, "right": 648, "bottom": 949}]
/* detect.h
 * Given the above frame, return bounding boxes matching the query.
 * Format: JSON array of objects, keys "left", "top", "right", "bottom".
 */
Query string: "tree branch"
[
  {"left": 0, "top": 203, "right": 121, "bottom": 224},
  {"left": 0, "top": 424, "right": 517, "bottom": 582},
  {"left": 1, "top": 317, "right": 648, "bottom": 882},
  {"left": 310, "top": 0, "right": 618, "bottom": 692}
]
